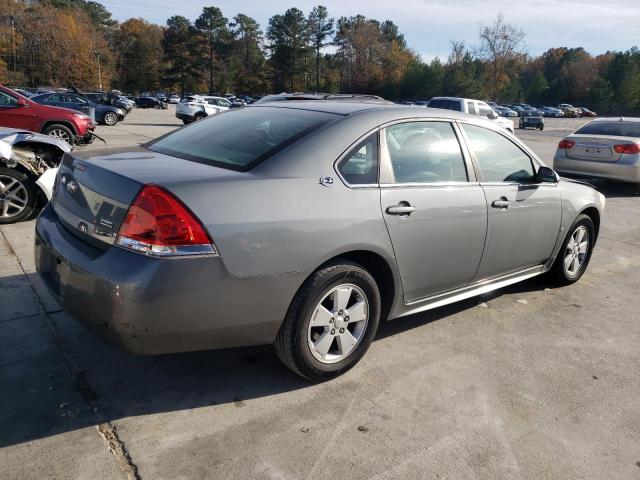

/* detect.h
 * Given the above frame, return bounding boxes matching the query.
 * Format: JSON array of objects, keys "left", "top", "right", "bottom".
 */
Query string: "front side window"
[
  {"left": 337, "top": 133, "right": 378, "bottom": 185},
  {"left": 477, "top": 103, "right": 493, "bottom": 117},
  {"left": 0, "top": 91, "right": 17, "bottom": 107},
  {"left": 462, "top": 123, "right": 535, "bottom": 183},
  {"left": 148, "top": 106, "right": 338, "bottom": 171},
  {"left": 384, "top": 122, "right": 468, "bottom": 184}
]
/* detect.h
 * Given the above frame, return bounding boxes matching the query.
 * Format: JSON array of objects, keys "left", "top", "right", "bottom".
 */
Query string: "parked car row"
[{"left": 175, "top": 95, "right": 232, "bottom": 124}]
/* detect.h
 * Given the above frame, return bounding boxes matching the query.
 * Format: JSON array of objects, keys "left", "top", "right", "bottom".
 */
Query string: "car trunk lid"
[
  {"left": 51, "top": 146, "right": 241, "bottom": 249},
  {"left": 565, "top": 134, "right": 625, "bottom": 162}
]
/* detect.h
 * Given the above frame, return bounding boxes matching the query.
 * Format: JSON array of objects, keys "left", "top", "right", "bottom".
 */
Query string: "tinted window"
[
  {"left": 0, "top": 91, "right": 17, "bottom": 107},
  {"left": 338, "top": 133, "right": 378, "bottom": 184},
  {"left": 428, "top": 99, "right": 462, "bottom": 111},
  {"left": 575, "top": 121, "right": 640, "bottom": 138},
  {"left": 462, "top": 124, "right": 535, "bottom": 183},
  {"left": 385, "top": 122, "right": 468, "bottom": 183},
  {"left": 148, "top": 107, "right": 338, "bottom": 171},
  {"left": 69, "top": 94, "right": 89, "bottom": 104},
  {"left": 477, "top": 103, "right": 493, "bottom": 117}
]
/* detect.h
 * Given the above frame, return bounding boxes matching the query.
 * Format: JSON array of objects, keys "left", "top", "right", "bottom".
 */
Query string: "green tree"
[
  {"left": 163, "top": 15, "right": 198, "bottom": 95},
  {"left": 194, "top": 6, "right": 229, "bottom": 94},
  {"left": 230, "top": 14, "right": 266, "bottom": 93},
  {"left": 306, "top": 5, "right": 334, "bottom": 91},
  {"left": 526, "top": 71, "right": 548, "bottom": 104},
  {"left": 267, "top": 8, "right": 309, "bottom": 91}
]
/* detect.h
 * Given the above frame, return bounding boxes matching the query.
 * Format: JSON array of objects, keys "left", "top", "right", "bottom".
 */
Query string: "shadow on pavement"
[{"left": 0, "top": 272, "right": 553, "bottom": 449}]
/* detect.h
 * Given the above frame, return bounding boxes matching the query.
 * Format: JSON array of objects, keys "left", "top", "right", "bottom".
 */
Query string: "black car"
[
  {"left": 85, "top": 93, "right": 132, "bottom": 113},
  {"left": 519, "top": 115, "right": 545, "bottom": 130},
  {"left": 136, "top": 96, "right": 167, "bottom": 109},
  {"left": 31, "top": 92, "right": 125, "bottom": 126}
]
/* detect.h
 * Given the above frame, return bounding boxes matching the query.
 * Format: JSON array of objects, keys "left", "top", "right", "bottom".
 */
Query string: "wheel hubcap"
[
  {"left": 307, "top": 284, "right": 369, "bottom": 364},
  {"left": 564, "top": 226, "right": 589, "bottom": 275},
  {"left": 0, "top": 175, "right": 28, "bottom": 219}
]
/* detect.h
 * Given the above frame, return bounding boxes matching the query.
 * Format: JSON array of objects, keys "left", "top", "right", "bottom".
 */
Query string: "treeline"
[{"left": 1, "top": 1, "right": 639, "bottom": 113}]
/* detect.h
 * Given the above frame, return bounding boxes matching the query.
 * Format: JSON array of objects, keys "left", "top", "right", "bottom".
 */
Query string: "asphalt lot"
[{"left": 2, "top": 107, "right": 639, "bottom": 480}]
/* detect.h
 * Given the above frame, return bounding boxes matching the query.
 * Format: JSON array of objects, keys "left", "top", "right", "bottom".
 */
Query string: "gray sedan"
[
  {"left": 35, "top": 102, "right": 605, "bottom": 381},
  {"left": 554, "top": 117, "right": 640, "bottom": 189}
]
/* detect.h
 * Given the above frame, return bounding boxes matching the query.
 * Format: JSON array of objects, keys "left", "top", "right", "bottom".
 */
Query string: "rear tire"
[
  {"left": 194, "top": 112, "right": 206, "bottom": 121},
  {"left": 43, "top": 124, "right": 74, "bottom": 145},
  {"left": 0, "top": 167, "right": 38, "bottom": 224},
  {"left": 275, "top": 260, "right": 381, "bottom": 381},
  {"left": 103, "top": 111, "right": 118, "bottom": 126},
  {"left": 548, "top": 214, "right": 595, "bottom": 285}
]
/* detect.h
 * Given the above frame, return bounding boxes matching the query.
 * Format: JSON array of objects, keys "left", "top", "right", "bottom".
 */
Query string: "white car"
[
  {"left": 427, "top": 97, "right": 515, "bottom": 134},
  {"left": 168, "top": 94, "right": 180, "bottom": 104},
  {"left": 175, "top": 95, "right": 232, "bottom": 125}
]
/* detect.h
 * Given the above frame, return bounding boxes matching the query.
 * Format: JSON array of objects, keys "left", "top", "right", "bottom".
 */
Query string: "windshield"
[
  {"left": 575, "top": 121, "right": 640, "bottom": 138},
  {"left": 147, "top": 106, "right": 339, "bottom": 171}
]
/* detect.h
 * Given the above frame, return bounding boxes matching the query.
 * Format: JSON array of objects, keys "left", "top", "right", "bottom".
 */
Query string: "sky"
[{"left": 99, "top": 0, "right": 640, "bottom": 60}]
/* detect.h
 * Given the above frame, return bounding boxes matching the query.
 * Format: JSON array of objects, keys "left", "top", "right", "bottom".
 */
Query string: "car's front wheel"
[
  {"left": 275, "top": 260, "right": 381, "bottom": 381},
  {"left": 549, "top": 214, "right": 595, "bottom": 285},
  {"left": 103, "top": 112, "right": 118, "bottom": 126},
  {"left": 43, "top": 124, "right": 74, "bottom": 145}
]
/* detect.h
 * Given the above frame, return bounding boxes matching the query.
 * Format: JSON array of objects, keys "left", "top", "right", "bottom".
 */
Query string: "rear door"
[
  {"left": 380, "top": 120, "right": 487, "bottom": 302},
  {"left": 459, "top": 123, "right": 561, "bottom": 280}
]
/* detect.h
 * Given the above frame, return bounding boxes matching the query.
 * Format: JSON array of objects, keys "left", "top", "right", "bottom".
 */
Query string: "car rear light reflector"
[
  {"left": 613, "top": 144, "right": 640, "bottom": 154},
  {"left": 558, "top": 139, "right": 575, "bottom": 149},
  {"left": 116, "top": 185, "right": 215, "bottom": 257}
]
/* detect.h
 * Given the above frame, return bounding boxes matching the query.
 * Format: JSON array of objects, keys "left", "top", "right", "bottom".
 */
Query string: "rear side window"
[
  {"left": 338, "top": 133, "right": 378, "bottom": 185},
  {"left": 462, "top": 124, "right": 535, "bottom": 183},
  {"left": 466, "top": 101, "right": 477, "bottom": 115},
  {"left": 575, "top": 121, "right": 640, "bottom": 138},
  {"left": 148, "top": 107, "right": 338, "bottom": 171},
  {"left": 384, "top": 121, "right": 468, "bottom": 183}
]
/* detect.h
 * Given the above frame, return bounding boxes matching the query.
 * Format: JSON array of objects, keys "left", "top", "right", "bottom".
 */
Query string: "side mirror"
[
  {"left": 16, "top": 98, "right": 28, "bottom": 107},
  {"left": 487, "top": 112, "right": 498, "bottom": 120},
  {"left": 537, "top": 166, "right": 558, "bottom": 183}
]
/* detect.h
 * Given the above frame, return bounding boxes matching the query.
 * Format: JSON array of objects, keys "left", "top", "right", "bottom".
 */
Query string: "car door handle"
[
  {"left": 386, "top": 204, "right": 417, "bottom": 215},
  {"left": 491, "top": 197, "right": 511, "bottom": 209}
]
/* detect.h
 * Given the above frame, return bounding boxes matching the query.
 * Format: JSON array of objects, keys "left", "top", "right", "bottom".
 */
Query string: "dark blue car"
[{"left": 31, "top": 92, "right": 125, "bottom": 126}]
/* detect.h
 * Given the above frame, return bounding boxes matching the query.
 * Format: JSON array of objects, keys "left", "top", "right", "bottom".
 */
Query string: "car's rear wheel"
[
  {"left": 103, "top": 111, "right": 118, "bottom": 126},
  {"left": 194, "top": 112, "right": 206, "bottom": 121},
  {"left": 275, "top": 260, "right": 381, "bottom": 381},
  {"left": 43, "top": 124, "right": 74, "bottom": 145},
  {"left": 548, "top": 214, "right": 595, "bottom": 285},
  {"left": 0, "top": 167, "right": 38, "bottom": 224}
]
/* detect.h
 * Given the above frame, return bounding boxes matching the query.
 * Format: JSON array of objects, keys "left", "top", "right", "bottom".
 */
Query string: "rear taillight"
[
  {"left": 558, "top": 139, "right": 575, "bottom": 149},
  {"left": 116, "top": 185, "right": 215, "bottom": 257},
  {"left": 613, "top": 143, "right": 640, "bottom": 155}
]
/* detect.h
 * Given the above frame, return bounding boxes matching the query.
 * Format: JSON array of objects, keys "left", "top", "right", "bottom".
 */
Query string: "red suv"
[{"left": 0, "top": 85, "right": 94, "bottom": 145}]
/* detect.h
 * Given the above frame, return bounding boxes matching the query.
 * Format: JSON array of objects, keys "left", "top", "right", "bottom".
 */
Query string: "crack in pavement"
[
  {"left": 0, "top": 229, "right": 141, "bottom": 480},
  {"left": 599, "top": 235, "right": 640, "bottom": 248}
]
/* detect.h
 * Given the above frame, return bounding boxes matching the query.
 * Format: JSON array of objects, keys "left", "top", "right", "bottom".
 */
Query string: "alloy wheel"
[
  {"left": 104, "top": 112, "right": 117, "bottom": 125},
  {"left": 564, "top": 225, "right": 589, "bottom": 276},
  {"left": 0, "top": 175, "right": 28, "bottom": 219},
  {"left": 307, "top": 283, "right": 369, "bottom": 364},
  {"left": 48, "top": 128, "right": 71, "bottom": 143}
]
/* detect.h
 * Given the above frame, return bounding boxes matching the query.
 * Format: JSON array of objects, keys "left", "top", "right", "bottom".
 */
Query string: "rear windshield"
[
  {"left": 147, "top": 107, "right": 338, "bottom": 171},
  {"left": 427, "top": 99, "right": 462, "bottom": 111},
  {"left": 575, "top": 121, "right": 640, "bottom": 138}
]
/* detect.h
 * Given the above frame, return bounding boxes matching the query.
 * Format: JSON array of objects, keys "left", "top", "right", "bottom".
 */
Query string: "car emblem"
[
  {"left": 319, "top": 176, "right": 334, "bottom": 187},
  {"left": 66, "top": 179, "right": 78, "bottom": 194},
  {"left": 78, "top": 222, "right": 88, "bottom": 234}
]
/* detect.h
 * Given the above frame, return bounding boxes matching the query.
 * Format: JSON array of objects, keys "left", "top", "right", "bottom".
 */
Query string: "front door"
[
  {"left": 380, "top": 121, "right": 488, "bottom": 303},
  {"left": 0, "top": 91, "right": 37, "bottom": 131},
  {"left": 459, "top": 123, "right": 561, "bottom": 280}
]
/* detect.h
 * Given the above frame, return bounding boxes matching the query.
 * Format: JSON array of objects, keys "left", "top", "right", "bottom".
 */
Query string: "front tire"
[
  {"left": 0, "top": 167, "right": 38, "bottom": 224},
  {"left": 275, "top": 260, "right": 381, "bottom": 381},
  {"left": 43, "top": 124, "right": 74, "bottom": 145},
  {"left": 103, "top": 112, "right": 118, "bottom": 126},
  {"left": 548, "top": 214, "right": 595, "bottom": 285}
]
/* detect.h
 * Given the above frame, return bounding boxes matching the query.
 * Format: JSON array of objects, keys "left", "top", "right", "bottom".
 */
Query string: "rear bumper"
[
  {"left": 553, "top": 154, "right": 640, "bottom": 183},
  {"left": 35, "top": 204, "right": 301, "bottom": 354}
]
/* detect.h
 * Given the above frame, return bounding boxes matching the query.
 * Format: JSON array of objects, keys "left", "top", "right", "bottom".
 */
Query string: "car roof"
[
  {"left": 249, "top": 101, "right": 497, "bottom": 122},
  {"left": 591, "top": 117, "right": 640, "bottom": 123}
]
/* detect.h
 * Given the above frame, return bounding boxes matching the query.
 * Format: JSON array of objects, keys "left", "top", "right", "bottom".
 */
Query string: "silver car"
[
  {"left": 554, "top": 117, "right": 640, "bottom": 188},
  {"left": 35, "top": 102, "right": 605, "bottom": 381}
]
